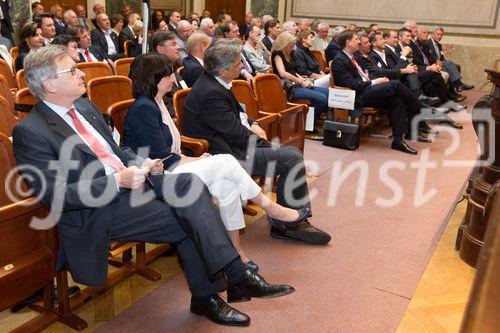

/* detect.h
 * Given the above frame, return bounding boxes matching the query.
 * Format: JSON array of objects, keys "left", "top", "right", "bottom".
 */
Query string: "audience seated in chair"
[
  {"left": 12, "top": 45, "right": 297, "bottom": 328},
  {"left": 118, "top": 12, "right": 140, "bottom": 54},
  {"left": 69, "top": 25, "right": 105, "bottom": 62},
  {"left": 124, "top": 53, "right": 309, "bottom": 271},
  {"left": 183, "top": 38, "right": 331, "bottom": 245},
  {"left": 243, "top": 25, "right": 271, "bottom": 74},
  {"left": 294, "top": 30, "right": 331, "bottom": 88},
  {"left": 91, "top": 13, "right": 124, "bottom": 61},
  {"left": 182, "top": 31, "right": 211, "bottom": 87},
  {"left": 325, "top": 25, "right": 345, "bottom": 64},
  {"left": 262, "top": 19, "right": 280, "bottom": 51},
  {"left": 175, "top": 20, "right": 193, "bottom": 62},
  {"left": 313, "top": 22, "right": 330, "bottom": 51},
  {"left": 16, "top": 22, "right": 44, "bottom": 72},
  {"left": 271, "top": 31, "right": 329, "bottom": 121}
]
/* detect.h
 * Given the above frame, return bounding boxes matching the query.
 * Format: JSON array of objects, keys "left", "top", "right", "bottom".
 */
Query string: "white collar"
[
  {"left": 215, "top": 76, "right": 232, "bottom": 90},
  {"left": 43, "top": 100, "right": 76, "bottom": 119},
  {"left": 385, "top": 44, "right": 396, "bottom": 53},
  {"left": 194, "top": 56, "right": 204, "bottom": 66},
  {"left": 342, "top": 50, "right": 353, "bottom": 60}
]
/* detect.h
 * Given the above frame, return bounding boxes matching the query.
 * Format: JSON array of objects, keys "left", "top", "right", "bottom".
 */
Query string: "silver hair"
[
  {"left": 434, "top": 26, "right": 445, "bottom": 33},
  {"left": 200, "top": 17, "right": 213, "bottom": 30},
  {"left": 63, "top": 9, "right": 76, "bottom": 21},
  {"left": 283, "top": 20, "right": 296, "bottom": 31},
  {"left": 316, "top": 22, "right": 330, "bottom": 31},
  {"left": 403, "top": 21, "right": 417, "bottom": 29},
  {"left": 24, "top": 45, "right": 69, "bottom": 99},
  {"left": 204, "top": 38, "right": 242, "bottom": 76},
  {"left": 331, "top": 25, "right": 345, "bottom": 38}
]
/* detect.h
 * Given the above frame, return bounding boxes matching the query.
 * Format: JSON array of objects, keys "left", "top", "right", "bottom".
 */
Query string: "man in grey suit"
[{"left": 12, "top": 45, "right": 294, "bottom": 327}]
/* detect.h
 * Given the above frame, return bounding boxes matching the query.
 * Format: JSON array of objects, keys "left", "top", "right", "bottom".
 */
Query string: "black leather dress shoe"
[
  {"left": 268, "top": 207, "right": 310, "bottom": 227},
  {"left": 270, "top": 220, "right": 331, "bottom": 245},
  {"left": 391, "top": 141, "right": 418, "bottom": 155},
  {"left": 448, "top": 92, "right": 467, "bottom": 102},
  {"left": 244, "top": 260, "right": 259, "bottom": 272},
  {"left": 190, "top": 294, "right": 250, "bottom": 326},
  {"left": 418, "top": 94, "right": 441, "bottom": 106},
  {"left": 407, "top": 133, "right": 432, "bottom": 143},
  {"left": 419, "top": 126, "right": 439, "bottom": 135},
  {"left": 227, "top": 269, "right": 295, "bottom": 303}
]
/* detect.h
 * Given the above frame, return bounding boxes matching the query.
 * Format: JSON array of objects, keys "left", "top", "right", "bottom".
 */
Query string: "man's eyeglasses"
[{"left": 56, "top": 66, "right": 78, "bottom": 76}]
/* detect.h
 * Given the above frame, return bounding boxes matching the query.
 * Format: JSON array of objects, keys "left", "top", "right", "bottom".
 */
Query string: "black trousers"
[
  {"left": 361, "top": 80, "right": 412, "bottom": 139},
  {"left": 242, "top": 144, "right": 310, "bottom": 211},
  {"left": 420, "top": 71, "right": 449, "bottom": 103},
  {"left": 110, "top": 173, "right": 239, "bottom": 297}
]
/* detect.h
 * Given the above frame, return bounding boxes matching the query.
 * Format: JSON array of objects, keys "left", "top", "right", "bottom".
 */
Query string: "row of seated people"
[{"left": 8, "top": 40, "right": 331, "bottom": 327}]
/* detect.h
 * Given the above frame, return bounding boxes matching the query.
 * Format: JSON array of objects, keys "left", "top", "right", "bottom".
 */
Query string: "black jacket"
[
  {"left": 366, "top": 50, "right": 402, "bottom": 80},
  {"left": 182, "top": 54, "right": 204, "bottom": 87},
  {"left": 426, "top": 38, "right": 445, "bottom": 62},
  {"left": 294, "top": 44, "right": 322, "bottom": 77},
  {"left": 78, "top": 45, "right": 105, "bottom": 62},
  {"left": 262, "top": 35, "right": 273, "bottom": 51},
  {"left": 90, "top": 28, "right": 124, "bottom": 61},
  {"left": 325, "top": 39, "right": 341, "bottom": 63},
  {"left": 183, "top": 71, "right": 263, "bottom": 160},
  {"left": 118, "top": 25, "right": 135, "bottom": 53}
]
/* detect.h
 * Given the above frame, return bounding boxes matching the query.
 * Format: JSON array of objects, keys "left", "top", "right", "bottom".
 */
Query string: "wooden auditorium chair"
[
  {"left": 0, "top": 74, "right": 15, "bottom": 111},
  {"left": 0, "top": 58, "right": 17, "bottom": 92},
  {"left": 113, "top": 57, "right": 134, "bottom": 77},
  {"left": 0, "top": 95, "right": 16, "bottom": 137},
  {"left": 15, "top": 69, "right": 27, "bottom": 89},
  {"left": 310, "top": 49, "right": 330, "bottom": 74},
  {"left": 230, "top": 79, "right": 279, "bottom": 140},
  {"left": 123, "top": 40, "right": 132, "bottom": 58},
  {"left": 252, "top": 74, "right": 307, "bottom": 152},
  {"left": 86, "top": 75, "right": 132, "bottom": 114},
  {"left": 76, "top": 62, "right": 113, "bottom": 84},
  {"left": 15, "top": 87, "right": 38, "bottom": 121}
]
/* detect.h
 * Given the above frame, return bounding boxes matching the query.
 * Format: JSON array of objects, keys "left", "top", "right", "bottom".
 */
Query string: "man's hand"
[
  {"left": 371, "top": 77, "right": 389, "bottom": 85},
  {"left": 250, "top": 123, "right": 267, "bottom": 140},
  {"left": 426, "top": 63, "right": 440, "bottom": 72},
  {"left": 142, "top": 158, "right": 163, "bottom": 175},
  {"left": 241, "top": 69, "right": 254, "bottom": 84},
  {"left": 401, "top": 46, "right": 412, "bottom": 57},
  {"left": 114, "top": 166, "right": 149, "bottom": 189},
  {"left": 401, "top": 64, "right": 417, "bottom": 74}
]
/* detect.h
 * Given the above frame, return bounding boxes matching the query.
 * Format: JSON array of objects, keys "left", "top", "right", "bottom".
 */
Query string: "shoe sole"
[
  {"left": 190, "top": 308, "right": 251, "bottom": 326},
  {"left": 271, "top": 231, "right": 331, "bottom": 245}
]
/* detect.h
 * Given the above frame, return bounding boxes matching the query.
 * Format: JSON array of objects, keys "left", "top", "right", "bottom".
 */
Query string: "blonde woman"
[{"left": 271, "top": 31, "right": 329, "bottom": 121}]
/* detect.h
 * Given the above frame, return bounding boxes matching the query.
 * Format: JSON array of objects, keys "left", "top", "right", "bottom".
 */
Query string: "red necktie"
[
  {"left": 351, "top": 57, "right": 370, "bottom": 81},
  {"left": 84, "top": 50, "right": 93, "bottom": 62},
  {"left": 67, "top": 108, "right": 125, "bottom": 172}
]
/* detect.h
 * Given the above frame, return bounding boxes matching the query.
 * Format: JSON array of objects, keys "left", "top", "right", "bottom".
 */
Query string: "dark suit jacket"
[
  {"left": 325, "top": 39, "right": 341, "bottom": 63},
  {"left": 239, "top": 23, "right": 251, "bottom": 37},
  {"left": 0, "top": 0, "right": 13, "bottom": 36},
  {"left": 367, "top": 50, "right": 401, "bottom": 80},
  {"left": 427, "top": 38, "right": 445, "bottom": 62},
  {"left": 384, "top": 46, "right": 407, "bottom": 69},
  {"left": 183, "top": 71, "right": 262, "bottom": 160},
  {"left": 90, "top": 28, "right": 124, "bottom": 61},
  {"left": 15, "top": 51, "right": 27, "bottom": 72},
  {"left": 54, "top": 19, "right": 67, "bottom": 36},
  {"left": 124, "top": 95, "right": 181, "bottom": 168},
  {"left": 12, "top": 98, "right": 140, "bottom": 286},
  {"left": 78, "top": 46, "right": 105, "bottom": 62},
  {"left": 182, "top": 54, "right": 203, "bottom": 87},
  {"left": 118, "top": 25, "right": 134, "bottom": 53},
  {"left": 332, "top": 51, "right": 371, "bottom": 115},
  {"left": 262, "top": 35, "right": 273, "bottom": 51},
  {"left": 294, "top": 44, "right": 322, "bottom": 77},
  {"left": 408, "top": 39, "right": 431, "bottom": 71}
]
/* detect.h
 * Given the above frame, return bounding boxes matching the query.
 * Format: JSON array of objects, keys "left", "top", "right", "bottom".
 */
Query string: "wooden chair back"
[
  {"left": 106, "top": 98, "right": 135, "bottom": 141},
  {"left": 0, "top": 58, "right": 16, "bottom": 90},
  {"left": 172, "top": 88, "right": 191, "bottom": 134},
  {"left": 0, "top": 132, "right": 29, "bottom": 205},
  {"left": 124, "top": 40, "right": 132, "bottom": 58},
  {"left": 0, "top": 95, "right": 17, "bottom": 137},
  {"left": 311, "top": 49, "right": 329, "bottom": 73},
  {"left": 76, "top": 62, "right": 113, "bottom": 84},
  {"left": 87, "top": 75, "right": 132, "bottom": 114},
  {"left": 113, "top": 57, "right": 134, "bottom": 77},
  {"left": 16, "top": 69, "right": 27, "bottom": 89},
  {"left": 15, "top": 88, "right": 37, "bottom": 121},
  {"left": 9, "top": 46, "right": 18, "bottom": 59},
  {"left": 252, "top": 73, "right": 289, "bottom": 113},
  {"left": 0, "top": 74, "right": 15, "bottom": 110},
  {"left": 230, "top": 80, "right": 259, "bottom": 119},
  {"left": 176, "top": 66, "right": 184, "bottom": 75}
]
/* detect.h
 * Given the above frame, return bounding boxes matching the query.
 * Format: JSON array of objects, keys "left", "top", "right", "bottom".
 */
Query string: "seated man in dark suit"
[
  {"left": 427, "top": 26, "right": 473, "bottom": 92},
  {"left": 118, "top": 12, "right": 140, "bottom": 53},
  {"left": 332, "top": 30, "right": 418, "bottom": 154},
  {"left": 239, "top": 12, "right": 253, "bottom": 37},
  {"left": 90, "top": 13, "right": 124, "bottom": 61},
  {"left": 13, "top": 45, "right": 295, "bottom": 327},
  {"left": 68, "top": 25, "right": 105, "bottom": 62},
  {"left": 325, "top": 25, "right": 345, "bottom": 63},
  {"left": 182, "top": 30, "right": 212, "bottom": 87},
  {"left": 262, "top": 19, "right": 280, "bottom": 51},
  {"left": 184, "top": 38, "right": 331, "bottom": 245}
]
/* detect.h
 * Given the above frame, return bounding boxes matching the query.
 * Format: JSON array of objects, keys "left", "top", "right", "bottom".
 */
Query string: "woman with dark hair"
[
  {"left": 51, "top": 34, "right": 81, "bottom": 62},
  {"left": 16, "top": 22, "right": 44, "bottom": 72},
  {"left": 151, "top": 9, "right": 165, "bottom": 30},
  {"left": 110, "top": 13, "right": 124, "bottom": 36},
  {"left": 124, "top": 53, "right": 309, "bottom": 269}
]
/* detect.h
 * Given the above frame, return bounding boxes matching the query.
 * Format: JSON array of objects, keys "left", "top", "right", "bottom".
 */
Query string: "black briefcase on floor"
[{"left": 323, "top": 120, "right": 360, "bottom": 150}]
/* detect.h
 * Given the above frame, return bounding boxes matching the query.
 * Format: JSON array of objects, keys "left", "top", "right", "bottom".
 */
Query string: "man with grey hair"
[
  {"left": 200, "top": 17, "right": 215, "bottom": 38},
  {"left": 298, "top": 18, "right": 310, "bottom": 31},
  {"left": 175, "top": 20, "right": 193, "bottom": 61},
  {"left": 13, "top": 45, "right": 294, "bottom": 327},
  {"left": 325, "top": 25, "right": 345, "bottom": 62},
  {"left": 63, "top": 9, "right": 79, "bottom": 30},
  {"left": 261, "top": 14, "right": 274, "bottom": 25},
  {"left": 243, "top": 25, "right": 271, "bottom": 73},
  {"left": 428, "top": 26, "right": 473, "bottom": 91},
  {"left": 283, "top": 20, "right": 298, "bottom": 35},
  {"left": 184, "top": 39, "right": 332, "bottom": 245},
  {"left": 313, "top": 22, "right": 330, "bottom": 51}
]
